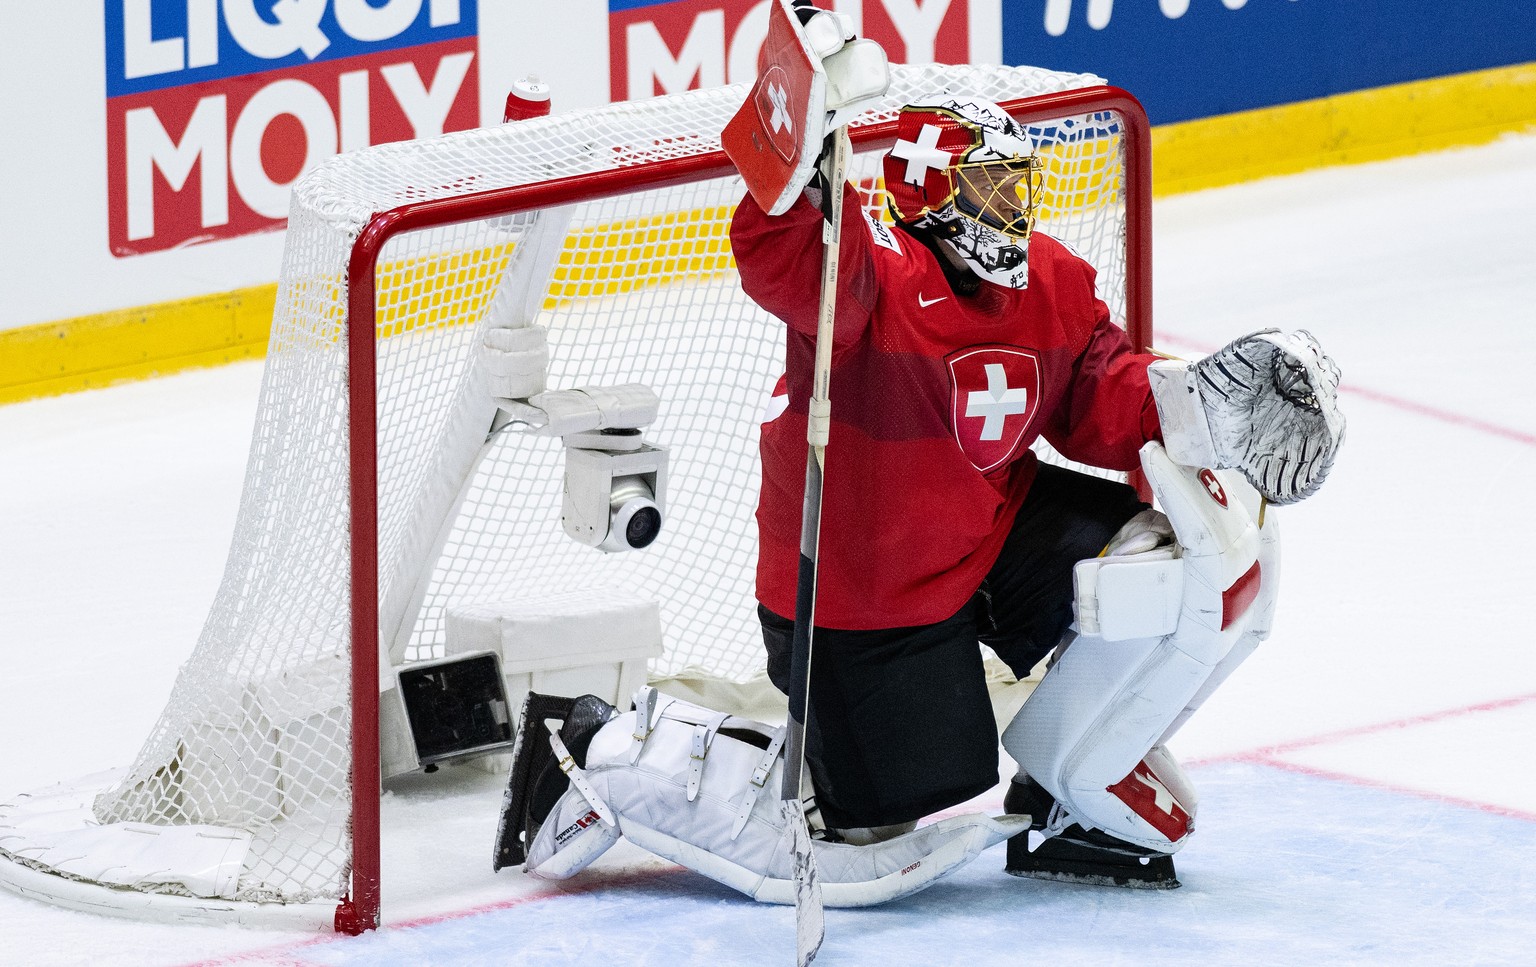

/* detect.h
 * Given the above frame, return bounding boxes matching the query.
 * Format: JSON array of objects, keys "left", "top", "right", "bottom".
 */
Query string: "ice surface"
[
  {"left": 251, "top": 765, "right": 1536, "bottom": 967},
  {"left": 2, "top": 132, "right": 1534, "bottom": 965}
]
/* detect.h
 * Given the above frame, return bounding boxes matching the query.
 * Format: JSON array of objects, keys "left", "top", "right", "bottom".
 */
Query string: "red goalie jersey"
[{"left": 732, "top": 183, "right": 1164, "bottom": 629}]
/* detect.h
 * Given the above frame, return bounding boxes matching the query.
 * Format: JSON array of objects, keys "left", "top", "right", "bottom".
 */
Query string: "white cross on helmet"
[{"left": 884, "top": 96, "right": 1043, "bottom": 289}]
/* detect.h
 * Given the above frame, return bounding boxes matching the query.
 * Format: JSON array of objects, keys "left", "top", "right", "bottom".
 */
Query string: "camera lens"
[
  {"left": 604, "top": 474, "right": 662, "bottom": 552},
  {"left": 625, "top": 505, "right": 662, "bottom": 548}
]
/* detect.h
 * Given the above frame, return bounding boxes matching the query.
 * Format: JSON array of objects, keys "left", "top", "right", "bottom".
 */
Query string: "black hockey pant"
[{"left": 760, "top": 464, "right": 1147, "bottom": 829}]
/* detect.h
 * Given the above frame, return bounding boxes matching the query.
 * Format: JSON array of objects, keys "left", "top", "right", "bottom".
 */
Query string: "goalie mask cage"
[{"left": 0, "top": 66, "right": 1150, "bottom": 932}]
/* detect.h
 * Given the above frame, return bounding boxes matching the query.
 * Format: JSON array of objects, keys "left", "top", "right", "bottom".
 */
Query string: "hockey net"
[{"left": 0, "top": 64, "right": 1149, "bottom": 929}]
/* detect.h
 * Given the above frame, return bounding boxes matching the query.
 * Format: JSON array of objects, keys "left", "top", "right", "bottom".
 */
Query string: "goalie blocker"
[{"left": 721, "top": 0, "right": 889, "bottom": 216}]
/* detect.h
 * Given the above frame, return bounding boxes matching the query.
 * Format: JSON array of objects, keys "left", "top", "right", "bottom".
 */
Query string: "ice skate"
[{"left": 1003, "top": 776, "right": 1179, "bottom": 889}]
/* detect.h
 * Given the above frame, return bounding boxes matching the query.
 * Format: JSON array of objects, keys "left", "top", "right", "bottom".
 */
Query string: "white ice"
[{"left": 2, "top": 132, "right": 1535, "bottom": 966}]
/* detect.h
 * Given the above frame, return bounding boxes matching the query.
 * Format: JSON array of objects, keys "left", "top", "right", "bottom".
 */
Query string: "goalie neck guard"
[{"left": 883, "top": 96, "right": 1043, "bottom": 290}]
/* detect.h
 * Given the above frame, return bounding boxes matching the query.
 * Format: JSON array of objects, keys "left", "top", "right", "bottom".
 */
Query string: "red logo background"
[
  {"left": 1198, "top": 468, "right": 1228, "bottom": 507},
  {"left": 946, "top": 346, "right": 1042, "bottom": 474}
]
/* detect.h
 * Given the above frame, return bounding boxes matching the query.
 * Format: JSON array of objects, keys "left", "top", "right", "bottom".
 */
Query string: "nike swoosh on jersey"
[{"left": 918, "top": 294, "right": 948, "bottom": 307}]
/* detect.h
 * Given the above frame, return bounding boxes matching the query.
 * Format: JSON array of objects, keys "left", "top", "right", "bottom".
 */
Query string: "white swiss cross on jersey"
[{"left": 946, "top": 346, "right": 1042, "bottom": 474}]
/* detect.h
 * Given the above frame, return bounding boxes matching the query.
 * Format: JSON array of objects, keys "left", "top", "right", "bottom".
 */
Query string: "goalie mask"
[{"left": 884, "top": 97, "right": 1044, "bottom": 289}]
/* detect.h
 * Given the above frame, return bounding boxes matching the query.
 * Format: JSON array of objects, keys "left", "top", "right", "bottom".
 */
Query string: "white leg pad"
[
  {"left": 1002, "top": 442, "right": 1281, "bottom": 853},
  {"left": 526, "top": 690, "right": 1027, "bottom": 906}
]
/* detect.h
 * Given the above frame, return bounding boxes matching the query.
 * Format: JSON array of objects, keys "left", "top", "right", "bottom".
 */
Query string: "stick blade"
[{"left": 782, "top": 798, "right": 825, "bottom": 965}]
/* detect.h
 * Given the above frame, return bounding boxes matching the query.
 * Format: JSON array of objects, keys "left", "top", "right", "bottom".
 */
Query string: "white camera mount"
[{"left": 491, "top": 382, "right": 669, "bottom": 553}]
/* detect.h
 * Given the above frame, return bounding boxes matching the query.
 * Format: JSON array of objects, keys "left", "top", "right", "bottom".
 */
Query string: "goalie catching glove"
[{"left": 1150, "top": 329, "right": 1345, "bottom": 503}]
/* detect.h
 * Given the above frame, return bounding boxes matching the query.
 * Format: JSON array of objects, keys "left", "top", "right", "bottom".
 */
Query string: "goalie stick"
[
  {"left": 724, "top": 2, "right": 843, "bottom": 961},
  {"left": 777, "top": 127, "right": 848, "bottom": 967}
]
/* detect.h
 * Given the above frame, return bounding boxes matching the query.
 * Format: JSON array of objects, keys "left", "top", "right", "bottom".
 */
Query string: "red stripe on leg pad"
[
  {"left": 1221, "top": 562, "right": 1262, "bottom": 630},
  {"left": 1106, "top": 760, "right": 1192, "bottom": 843}
]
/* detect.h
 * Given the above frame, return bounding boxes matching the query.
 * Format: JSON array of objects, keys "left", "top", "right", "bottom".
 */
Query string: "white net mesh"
[{"left": 85, "top": 63, "right": 1138, "bottom": 907}]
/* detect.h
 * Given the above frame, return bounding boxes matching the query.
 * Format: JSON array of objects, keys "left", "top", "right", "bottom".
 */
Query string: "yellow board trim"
[
  {"left": 0, "top": 285, "right": 276, "bottom": 405},
  {"left": 4, "top": 62, "right": 1534, "bottom": 406},
  {"left": 1152, "top": 61, "right": 1536, "bottom": 196}
]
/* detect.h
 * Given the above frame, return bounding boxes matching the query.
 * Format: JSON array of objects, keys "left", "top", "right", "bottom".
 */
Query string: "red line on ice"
[
  {"left": 1192, "top": 691, "right": 1536, "bottom": 823},
  {"left": 1244, "top": 755, "right": 1536, "bottom": 823},
  {"left": 1198, "top": 691, "right": 1536, "bottom": 762},
  {"left": 180, "top": 866, "right": 687, "bottom": 967}
]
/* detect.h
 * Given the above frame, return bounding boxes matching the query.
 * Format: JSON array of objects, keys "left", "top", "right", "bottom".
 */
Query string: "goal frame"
[{"left": 336, "top": 85, "right": 1153, "bottom": 933}]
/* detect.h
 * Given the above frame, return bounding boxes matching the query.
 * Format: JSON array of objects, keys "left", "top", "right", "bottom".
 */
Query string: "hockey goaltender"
[{"left": 492, "top": 0, "right": 1345, "bottom": 913}]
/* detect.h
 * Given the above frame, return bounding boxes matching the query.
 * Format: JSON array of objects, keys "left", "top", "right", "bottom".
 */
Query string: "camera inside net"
[{"left": 561, "top": 428, "right": 668, "bottom": 553}]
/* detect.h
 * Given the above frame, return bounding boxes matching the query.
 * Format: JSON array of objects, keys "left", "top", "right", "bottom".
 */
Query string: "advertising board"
[
  {"left": 105, "top": 0, "right": 480, "bottom": 256},
  {"left": 1001, "top": 0, "right": 1536, "bottom": 124}
]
